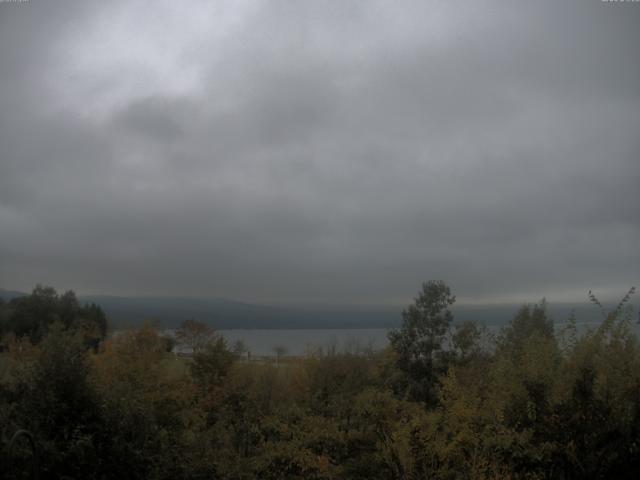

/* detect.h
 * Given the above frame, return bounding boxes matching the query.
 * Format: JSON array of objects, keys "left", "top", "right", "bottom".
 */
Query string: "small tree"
[
  {"left": 175, "top": 318, "right": 216, "bottom": 354},
  {"left": 497, "top": 300, "right": 554, "bottom": 354},
  {"left": 273, "top": 345, "right": 287, "bottom": 367},
  {"left": 388, "top": 280, "right": 456, "bottom": 405},
  {"left": 232, "top": 339, "right": 248, "bottom": 358},
  {"left": 190, "top": 336, "right": 236, "bottom": 388}
]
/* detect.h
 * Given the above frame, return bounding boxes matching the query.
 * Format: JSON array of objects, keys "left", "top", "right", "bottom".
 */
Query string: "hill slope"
[{"left": 1, "top": 288, "right": 614, "bottom": 329}]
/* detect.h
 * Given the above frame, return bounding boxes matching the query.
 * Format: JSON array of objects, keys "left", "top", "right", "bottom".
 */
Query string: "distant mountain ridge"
[
  {"left": 1, "top": 287, "right": 616, "bottom": 330},
  {"left": 81, "top": 294, "right": 400, "bottom": 329},
  {"left": 0, "top": 288, "right": 27, "bottom": 300}
]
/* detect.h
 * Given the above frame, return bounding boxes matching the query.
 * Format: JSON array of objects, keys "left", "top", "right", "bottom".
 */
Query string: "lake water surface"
[
  {"left": 219, "top": 328, "right": 390, "bottom": 356},
  {"left": 219, "top": 320, "right": 639, "bottom": 357}
]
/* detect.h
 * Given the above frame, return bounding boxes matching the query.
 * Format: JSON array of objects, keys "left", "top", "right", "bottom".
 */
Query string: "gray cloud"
[{"left": 1, "top": 0, "right": 638, "bottom": 305}]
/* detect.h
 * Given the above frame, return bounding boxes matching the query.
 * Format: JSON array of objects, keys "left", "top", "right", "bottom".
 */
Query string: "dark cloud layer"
[{"left": 1, "top": 0, "right": 638, "bottom": 305}]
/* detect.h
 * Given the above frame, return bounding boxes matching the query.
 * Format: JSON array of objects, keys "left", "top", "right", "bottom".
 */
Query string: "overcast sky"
[{"left": 0, "top": 0, "right": 638, "bottom": 305}]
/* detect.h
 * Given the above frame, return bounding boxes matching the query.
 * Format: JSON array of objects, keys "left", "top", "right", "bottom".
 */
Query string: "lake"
[
  {"left": 158, "top": 313, "right": 639, "bottom": 357},
  {"left": 218, "top": 328, "right": 390, "bottom": 356},
  {"left": 218, "top": 320, "right": 639, "bottom": 357}
]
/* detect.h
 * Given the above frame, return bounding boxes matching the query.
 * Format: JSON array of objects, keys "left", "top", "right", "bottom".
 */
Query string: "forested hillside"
[{"left": 1, "top": 282, "right": 638, "bottom": 479}]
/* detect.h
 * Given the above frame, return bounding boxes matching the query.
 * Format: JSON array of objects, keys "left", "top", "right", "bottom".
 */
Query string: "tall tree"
[{"left": 388, "top": 280, "right": 455, "bottom": 405}]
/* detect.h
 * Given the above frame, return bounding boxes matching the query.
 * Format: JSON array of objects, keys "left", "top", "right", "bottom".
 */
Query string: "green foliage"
[
  {"left": 190, "top": 335, "right": 237, "bottom": 389},
  {"left": 175, "top": 318, "right": 217, "bottom": 354},
  {"left": 1, "top": 283, "right": 639, "bottom": 479},
  {"left": 388, "top": 280, "right": 456, "bottom": 404},
  {"left": 498, "top": 300, "right": 554, "bottom": 355},
  {"left": 451, "top": 320, "right": 490, "bottom": 365},
  {"left": 91, "top": 324, "right": 201, "bottom": 479},
  {"left": 1, "top": 323, "right": 102, "bottom": 479},
  {"left": 0, "top": 285, "right": 107, "bottom": 344}
]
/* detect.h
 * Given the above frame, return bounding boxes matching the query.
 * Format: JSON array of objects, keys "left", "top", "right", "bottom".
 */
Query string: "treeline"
[
  {"left": 0, "top": 282, "right": 639, "bottom": 479},
  {"left": 0, "top": 285, "right": 107, "bottom": 345}
]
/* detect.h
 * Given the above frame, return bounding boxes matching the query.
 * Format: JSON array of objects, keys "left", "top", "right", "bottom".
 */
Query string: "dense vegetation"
[{"left": 0, "top": 282, "right": 638, "bottom": 479}]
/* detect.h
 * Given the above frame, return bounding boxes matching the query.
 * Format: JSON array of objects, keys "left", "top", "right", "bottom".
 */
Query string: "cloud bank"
[{"left": 1, "top": 0, "right": 638, "bottom": 305}]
